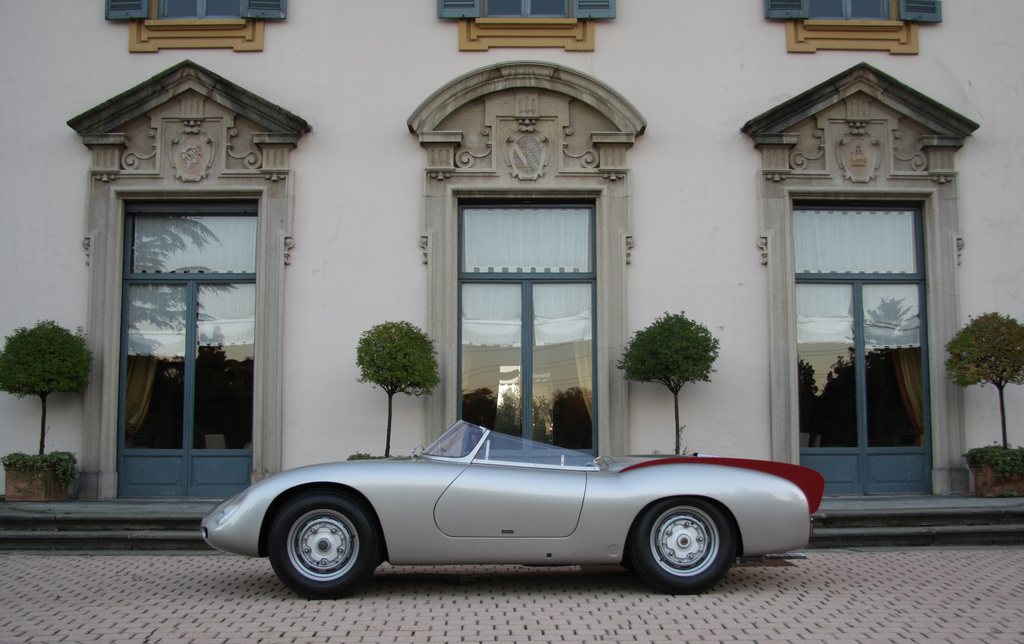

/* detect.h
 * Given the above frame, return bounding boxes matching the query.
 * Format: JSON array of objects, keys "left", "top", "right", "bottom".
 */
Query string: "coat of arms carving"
[
  {"left": 170, "top": 126, "right": 215, "bottom": 182},
  {"left": 507, "top": 131, "right": 549, "bottom": 181},
  {"left": 837, "top": 122, "right": 880, "bottom": 183}
]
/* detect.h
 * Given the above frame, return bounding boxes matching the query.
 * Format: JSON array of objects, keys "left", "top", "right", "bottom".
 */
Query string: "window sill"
[
  {"left": 786, "top": 19, "right": 919, "bottom": 54},
  {"left": 128, "top": 18, "right": 265, "bottom": 52},
  {"left": 458, "top": 17, "right": 595, "bottom": 51}
]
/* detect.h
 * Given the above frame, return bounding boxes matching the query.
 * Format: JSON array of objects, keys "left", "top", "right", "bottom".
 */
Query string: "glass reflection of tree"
[
  {"left": 132, "top": 216, "right": 219, "bottom": 275},
  {"left": 551, "top": 386, "right": 592, "bottom": 450},
  {"left": 462, "top": 387, "right": 498, "bottom": 430},
  {"left": 125, "top": 217, "right": 246, "bottom": 449},
  {"left": 865, "top": 297, "right": 913, "bottom": 347},
  {"left": 130, "top": 217, "right": 232, "bottom": 335}
]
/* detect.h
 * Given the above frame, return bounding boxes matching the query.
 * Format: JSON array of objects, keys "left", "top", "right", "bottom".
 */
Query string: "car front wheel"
[
  {"left": 267, "top": 491, "right": 380, "bottom": 599},
  {"left": 630, "top": 497, "right": 736, "bottom": 594}
]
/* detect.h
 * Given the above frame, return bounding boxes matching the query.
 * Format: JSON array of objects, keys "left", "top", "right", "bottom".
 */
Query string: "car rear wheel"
[
  {"left": 267, "top": 491, "right": 380, "bottom": 599},
  {"left": 630, "top": 497, "right": 736, "bottom": 594}
]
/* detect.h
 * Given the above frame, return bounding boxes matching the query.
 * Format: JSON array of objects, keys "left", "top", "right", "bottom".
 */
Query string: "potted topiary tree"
[
  {"left": 618, "top": 311, "right": 720, "bottom": 455},
  {"left": 356, "top": 321, "right": 440, "bottom": 458},
  {"left": 0, "top": 320, "right": 92, "bottom": 501},
  {"left": 945, "top": 312, "right": 1024, "bottom": 497}
]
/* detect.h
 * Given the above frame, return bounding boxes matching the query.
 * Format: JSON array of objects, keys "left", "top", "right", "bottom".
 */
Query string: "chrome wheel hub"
[
  {"left": 651, "top": 507, "right": 719, "bottom": 576},
  {"left": 288, "top": 511, "right": 358, "bottom": 580}
]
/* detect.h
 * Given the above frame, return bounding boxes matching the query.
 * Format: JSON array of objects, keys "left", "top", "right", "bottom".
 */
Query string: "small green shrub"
[
  {"left": 1, "top": 451, "right": 79, "bottom": 488},
  {"left": 356, "top": 321, "right": 440, "bottom": 458},
  {"left": 618, "top": 311, "right": 720, "bottom": 455},
  {"left": 346, "top": 452, "right": 385, "bottom": 461},
  {"left": 964, "top": 444, "right": 1024, "bottom": 482}
]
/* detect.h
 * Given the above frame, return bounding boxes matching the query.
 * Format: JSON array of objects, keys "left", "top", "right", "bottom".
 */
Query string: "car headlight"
[{"left": 210, "top": 489, "right": 249, "bottom": 527}]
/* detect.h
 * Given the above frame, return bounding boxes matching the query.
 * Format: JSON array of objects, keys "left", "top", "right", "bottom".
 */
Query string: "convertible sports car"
[{"left": 202, "top": 421, "right": 824, "bottom": 598}]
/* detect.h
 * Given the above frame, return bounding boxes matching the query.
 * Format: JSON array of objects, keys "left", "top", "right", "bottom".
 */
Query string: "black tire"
[
  {"left": 629, "top": 497, "right": 736, "bottom": 594},
  {"left": 267, "top": 491, "right": 380, "bottom": 599}
]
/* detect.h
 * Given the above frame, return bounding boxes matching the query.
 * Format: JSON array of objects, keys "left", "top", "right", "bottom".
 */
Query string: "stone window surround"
[
  {"left": 69, "top": 61, "right": 310, "bottom": 499},
  {"left": 408, "top": 61, "right": 645, "bottom": 455},
  {"left": 742, "top": 63, "right": 979, "bottom": 494}
]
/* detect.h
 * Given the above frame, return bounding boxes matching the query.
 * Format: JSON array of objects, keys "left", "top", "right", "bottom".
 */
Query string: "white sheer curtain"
[
  {"left": 197, "top": 284, "right": 256, "bottom": 349},
  {"left": 795, "top": 210, "right": 916, "bottom": 274},
  {"left": 463, "top": 207, "right": 592, "bottom": 273},
  {"left": 132, "top": 215, "right": 257, "bottom": 274},
  {"left": 533, "top": 284, "right": 592, "bottom": 346},
  {"left": 462, "top": 284, "right": 522, "bottom": 347},
  {"left": 796, "top": 284, "right": 853, "bottom": 344},
  {"left": 862, "top": 284, "right": 920, "bottom": 349}
]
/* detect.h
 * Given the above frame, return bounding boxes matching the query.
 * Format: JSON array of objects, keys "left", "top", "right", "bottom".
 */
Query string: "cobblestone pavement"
[{"left": 1, "top": 548, "right": 1022, "bottom": 643}]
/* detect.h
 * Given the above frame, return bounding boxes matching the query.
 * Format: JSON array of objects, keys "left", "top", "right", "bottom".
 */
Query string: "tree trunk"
[
  {"left": 38, "top": 392, "right": 48, "bottom": 456},
  {"left": 385, "top": 391, "right": 394, "bottom": 458},
  {"left": 997, "top": 383, "right": 1008, "bottom": 449},
  {"left": 673, "top": 390, "right": 681, "bottom": 455}
]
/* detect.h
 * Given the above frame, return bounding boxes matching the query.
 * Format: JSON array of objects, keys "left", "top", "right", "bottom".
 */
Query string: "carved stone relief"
[
  {"left": 775, "top": 93, "right": 942, "bottom": 184},
  {"left": 432, "top": 87, "right": 617, "bottom": 182},
  {"left": 169, "top": 122, "right": 215, "bottom": 182},
  {"left": 836, "top": 120, "right": 882, "bottom": 183}
]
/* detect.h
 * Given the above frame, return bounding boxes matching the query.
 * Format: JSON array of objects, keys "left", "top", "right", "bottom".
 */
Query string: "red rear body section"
[{"left": 621, "top": 457, "right": 826, "bottom": 514}]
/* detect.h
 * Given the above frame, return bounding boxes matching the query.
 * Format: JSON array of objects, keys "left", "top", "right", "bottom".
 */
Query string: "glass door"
[
  {"left": 458, "top": 205, "right": 597, "bottom": 451},
  {"left": 118, "top": 203, "right": 257, "bottom": 497},
  {"left": 795, "top": 207, "right": 930, "bottom": 494}
]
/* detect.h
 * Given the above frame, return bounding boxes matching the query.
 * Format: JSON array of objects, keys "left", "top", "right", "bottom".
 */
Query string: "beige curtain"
[
  {"left": 893, "top": 348, "right": 925, "bottom": 444},
  {"left": 124, "top": 355, "right": 159, "bottom": 433},
  {"left": 573, "top": 339, "right": 594, "bottom": 421}
]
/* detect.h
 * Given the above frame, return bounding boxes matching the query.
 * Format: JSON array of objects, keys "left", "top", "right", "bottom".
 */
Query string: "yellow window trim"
[
  {"left": 786, "top": 19, "right": 919, "bottom": 54},
  {"left": 458, "top": 17, "right": 596, "bottom": 51},
  {"left": 783, "top": 0, "right": 923, "bottom": 54},
  {"left": 126, "top": 1, "right": 265, "bottom": 52}
]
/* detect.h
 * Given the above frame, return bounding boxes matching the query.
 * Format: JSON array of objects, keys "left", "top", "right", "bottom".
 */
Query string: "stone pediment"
[
  {"left": 408, "top": 61, "right": 646, "bottom": 182},
  {"left": 68, "top": 60, "right": 310, "bottom": 183},
  {"left": 742, "top": 63, "right": 978, "bottom": 183}
]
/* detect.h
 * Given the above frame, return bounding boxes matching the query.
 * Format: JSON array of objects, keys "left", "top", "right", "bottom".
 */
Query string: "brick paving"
[{"left": 0, "top": 548, "right": 1022, "bottom": 643}]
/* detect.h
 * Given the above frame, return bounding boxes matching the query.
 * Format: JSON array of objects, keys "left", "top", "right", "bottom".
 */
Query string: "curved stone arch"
[
  {"left": 410, "top": 62, "right": 645, "bottom": 455},
  {"left": 408, "top": 61, "right": 646, "bottom": 137}
]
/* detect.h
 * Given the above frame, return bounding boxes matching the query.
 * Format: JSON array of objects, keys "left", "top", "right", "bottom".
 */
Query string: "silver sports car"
[{"left": 202, "top": 421, "right": 824, "bottom": 598}]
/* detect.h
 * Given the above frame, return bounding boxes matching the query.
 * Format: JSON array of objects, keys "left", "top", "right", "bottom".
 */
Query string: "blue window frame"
[
  {"left": 439, "top": 0, "right": 614, "bottom": 19},
  {"left": 118, "top": 201, "right": 257, "bottom": 497},
  {"left": 764, "top": 0, "right": 941, "bottom": 22},
  {"left": 795, "top": 205, "right": 931, "bottom": 495},
  {"left": 458, "top": 204, "right": 597, "bottom": 452},
  {"left": 105, "top": 0, "right": 287, "bottom": 20},
  {"left": 808, "top": 0, "right": 888, "bottom": 20},
  {"left": 484, "top": 0, "right": 569, "bottom": 18}
]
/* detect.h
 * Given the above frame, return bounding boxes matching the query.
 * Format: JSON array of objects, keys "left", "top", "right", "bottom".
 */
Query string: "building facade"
[{"left": 1, "top": 0, "right": 1021, "bottom": 499}]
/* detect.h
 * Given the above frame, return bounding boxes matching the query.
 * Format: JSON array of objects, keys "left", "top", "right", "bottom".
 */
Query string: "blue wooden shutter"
[
  {"left": 764, "top": 0, "right": 809, "bottom": 19},
  {"left": 574, "top": 0, "right": 615, "bottom": 19},
  {"left": 438, "top": 0, "right": 480, "bottom": 18},
  {"left": 899, "top": 0, "right": 941, "bottom": 22},
  {"left": 242, "top": 0, "right": 287, "bottom": 19},
  {"left": 105, "top": 0, "right": 148, "bottom": 20}
]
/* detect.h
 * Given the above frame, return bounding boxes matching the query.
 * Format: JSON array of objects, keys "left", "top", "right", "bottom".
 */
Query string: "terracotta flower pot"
[
  {"left": 970, "top": 464, "right": 1024, "bottom": 498},
  {"left": 4, "top": 466, "right": 69, "bottom": 502}
]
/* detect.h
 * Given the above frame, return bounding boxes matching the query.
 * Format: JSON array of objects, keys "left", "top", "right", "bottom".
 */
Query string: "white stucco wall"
[{"left": 0, "top": 1, "right": 1021, "bottom": 490}]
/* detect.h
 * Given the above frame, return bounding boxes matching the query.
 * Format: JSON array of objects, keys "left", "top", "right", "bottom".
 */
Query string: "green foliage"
[
  {"left": 346, "top": 452, "right": 385, "bottom": 461},
  {"left": 946, "top": 312, "right": 1024, "bottom": 448},
  {"left": 0, "top": 321, "right": 92, "bottom": 455},
  {"left": 356, "top": 321, "right": 440, "bottom": 457},
  {"left": 618, "top": 312, "right": 720, "bottom": 454},
  {"left": 1, "top": 451, "right": 79, "bottom": 489},
  {"left": 964, "top": 444, "right": 1024, "bottom": 482},
  {"left": 356, "top": 321, "right": 440, "bottom": 397}
]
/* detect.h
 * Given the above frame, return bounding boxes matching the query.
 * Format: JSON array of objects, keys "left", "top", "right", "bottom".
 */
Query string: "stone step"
[
  {"left": 809, "top": 503, "right": 1024, "bottom": 548},
  {"left": 2, "top": 500, "right": 1022, "bottom": 552}
]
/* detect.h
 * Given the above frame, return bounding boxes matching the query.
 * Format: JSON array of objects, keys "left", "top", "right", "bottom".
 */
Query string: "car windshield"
[
  {"left": 422, "top": 421, "right": 595, "bottom": 468},
  {"left": 474, "top": 431, "right": 594, "bottom": 467},
  {"left": 422, "top": 421, "right": 486, "bottom": 459}
]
